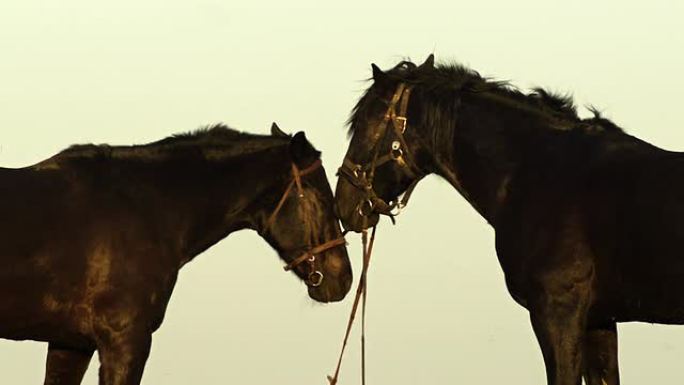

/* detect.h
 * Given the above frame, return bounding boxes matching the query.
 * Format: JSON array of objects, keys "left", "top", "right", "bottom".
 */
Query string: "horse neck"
[
  {"left": 423, "top": 92, "right": 563, "bottom": 225},
  {"left": 123, "top": 143, "right": 292, "bottom": 267}
]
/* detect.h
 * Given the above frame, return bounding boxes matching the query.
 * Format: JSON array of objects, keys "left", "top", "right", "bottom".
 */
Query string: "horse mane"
[
  {"left": 349, "top": 60, "right": 623, "bottom": 135},
  {"left": 53, "top": 124, "right": 290, "bottom": 162},
  {"left": 151, "top": 124, "right": 247, "bottom": 146}
]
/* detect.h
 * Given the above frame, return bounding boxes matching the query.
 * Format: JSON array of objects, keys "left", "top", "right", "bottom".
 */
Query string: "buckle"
[{"left": 395, "top": 116, "right": 407, "bottom": 133}]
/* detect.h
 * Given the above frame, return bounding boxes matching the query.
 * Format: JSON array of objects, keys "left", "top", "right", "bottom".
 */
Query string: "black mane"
[
  {"left": 55, "top": 124, "right": 289, "bottom": 161},
  {"left": 151, "top": 124, "right": 253, "bottom": 145},
  {"left": 350, "top": 60, "right": 623, "bottom": 135}
]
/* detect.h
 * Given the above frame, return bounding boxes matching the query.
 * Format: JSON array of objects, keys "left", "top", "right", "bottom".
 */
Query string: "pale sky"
[{"left": 1, "top": 1, "right": 683, "bottom": 384}]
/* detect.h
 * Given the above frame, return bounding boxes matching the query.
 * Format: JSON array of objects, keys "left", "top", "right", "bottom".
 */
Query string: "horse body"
[
  {"left": 496, "top": 139, "right": 684, "bottom": 324},
  {"left": 335, "top": 56, "right": 684, "bottom": 384},
  {"left": 1, "top": 125, "right": 351, "bottom": 384},
  {"left": 0, "top": 161, "right": 197, "bottom": 348}
]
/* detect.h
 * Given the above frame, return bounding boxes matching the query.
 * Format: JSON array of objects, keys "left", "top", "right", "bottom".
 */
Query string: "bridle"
[
  {"left": 265, "top": 158, "right": 346, "bottom": 287},
  {"left": 338, "top": 82, "right": 423, "bottom": 223},
  {"left": 328, "top": 84, "right": 420, "bottom": 384},
  {"left": 328, "top": 83, "right": 420, "bottom": 384}
]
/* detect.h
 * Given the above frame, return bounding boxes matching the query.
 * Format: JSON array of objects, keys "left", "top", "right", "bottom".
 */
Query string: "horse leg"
[
  {"left": 583, "top": 323, "right": 619, "bottom": 385},
  {"left": 44, "top": 344, "right": 94, "bottom": 385},
  {"left": 97, "top": 333, "right": 152, "bottom": 385},
  {"left": 529, "top": 270, "right": 592, "bottom": 385}
]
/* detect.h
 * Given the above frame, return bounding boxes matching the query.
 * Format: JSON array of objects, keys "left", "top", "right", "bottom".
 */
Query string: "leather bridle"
[
  {"left": 338, "top": 82, "right": 423, "bottom": 223},
  {"left": 329, "top": 84, "right": 420, "bottom": 383},
  {"left": 265, "top": 159, "right": 346, "bottom": 287},
  {"left": 327, "top": 85, "right": 420, "bottom": 385}
]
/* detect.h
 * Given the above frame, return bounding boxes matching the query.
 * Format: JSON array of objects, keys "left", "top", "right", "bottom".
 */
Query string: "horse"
[
  {"left": 334, "top": 54, "right": 684, "bottom": 385},
  {"left": 0, "top": 123, "right": 351, "bottom": 385}
]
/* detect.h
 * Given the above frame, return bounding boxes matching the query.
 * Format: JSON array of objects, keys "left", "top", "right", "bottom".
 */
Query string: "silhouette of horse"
[
  {"left": 335, "top": 54, "right": 683, "bottom": 385},
  {"left": 0, "top": 123, "right": 351, "bottom": 385}
]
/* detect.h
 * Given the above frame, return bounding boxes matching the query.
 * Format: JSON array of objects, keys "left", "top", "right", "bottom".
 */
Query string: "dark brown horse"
[
  {"left": 0, "top": 123, "right": 351, "bottom": 385},
  {"left": 335, "top": 55, "right": 684, "bottom": 385}
]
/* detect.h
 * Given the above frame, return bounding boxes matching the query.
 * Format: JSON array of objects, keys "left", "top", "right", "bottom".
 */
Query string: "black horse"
[
  {"left": 335, "top": 55, "right": 684, "bottom": 385},
  {"left": 0, "top": 123, "right": 351, "bottom": 385}
]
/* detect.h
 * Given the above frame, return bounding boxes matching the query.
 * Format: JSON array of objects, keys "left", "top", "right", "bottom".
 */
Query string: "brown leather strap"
[
  {"left": 371, "top": 153, "right": 396, "bottom": 170},
  {"left": 327, "top": 226, "right": 376, "bottom": 385},
  {"left": 338, "top": 163, "right": 407, "bottom": 218},
  {"left": 339, "top": 83, "right": 425, "bottom": 224},
  {"left": 261, "top": 158, "right": 346, "bottom": 287},
  {"left": 292, "top": 163, "right": 303, "bottom": 197},
  {"left": 265, "top": 159, "right": 322, "bottom": 230},
  {"left": 388, "top": 83, "right": 406, "bottom": 108},
  {"left": 368, "top": 84, "right": 407, "bottom": 179},
  {"left": 337, "top": 165, "right": 367, "bottom": 191},
  {"left": 341, "top": 158, "right": 367, "bottom": 181},
  {"left": 265, "top": 180, "right": 295, "bottom": 231},
  {"left": 392, "top": 86, "right": 420, "bottom": 174},
  {"left": 399, "top": 87, "right": 411, "bottom": 119},
  {"left": 283, "top": 237, "right": 347, "bottom": 271},
  {"left": 360, "top": 227, "right": 375, "bottom": 385},
  {"left": 401, "top": 179, "right": 419, "bottom": 207},
  {"left": 298, "top": 158, "right": 323, "bottom": 176}
]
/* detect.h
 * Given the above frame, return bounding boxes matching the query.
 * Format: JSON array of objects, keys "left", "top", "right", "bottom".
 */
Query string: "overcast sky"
[{"left": 1, "top": 0, "right": 683, "bottom": 384}]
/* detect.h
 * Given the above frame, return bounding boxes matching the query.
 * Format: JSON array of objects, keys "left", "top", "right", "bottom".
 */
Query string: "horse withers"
[
  {"left": 0, "top": 123, "right": 351, "bottom": 385},
  {"left": 336, "top": 55, "right": 684, "bottom": 385}
]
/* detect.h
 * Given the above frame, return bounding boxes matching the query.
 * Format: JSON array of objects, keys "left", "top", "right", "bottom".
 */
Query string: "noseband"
[
  {"left": 266, "top": 159, "right": 346, "bottom": 287},
  {"left": 338, "top": 82, "right": 422, "bottom": 222}
]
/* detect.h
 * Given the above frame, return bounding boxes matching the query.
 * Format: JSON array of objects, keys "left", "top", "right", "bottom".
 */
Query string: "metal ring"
[
  {"left": 391, "top": 148, "right": 404, "bottom": 159},
  {"left": 357, "top": 199, "right": 374, "bottom": 216},
  {"left": 308, "top": 255, "right": 316, "bottom": 263},
  {"left": 308, "top": 271, "right": 324, "bottom": 287},
  {"left": 352, "top": 165, "right": 362, "bottom": 178}
]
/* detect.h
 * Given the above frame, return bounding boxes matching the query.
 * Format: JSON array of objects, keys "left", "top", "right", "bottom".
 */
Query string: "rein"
[
  {"left": 327, "top": 225, "right": 376, "bottom": 385},
  {"left": 338, "top": 83, "right": 422, "bottom": 221},
  {"left": 327, "top": 83, "right": 422, "bottom": 383},
  {"left": 265, "top": 158, "right": 346, "bottom": 287}
]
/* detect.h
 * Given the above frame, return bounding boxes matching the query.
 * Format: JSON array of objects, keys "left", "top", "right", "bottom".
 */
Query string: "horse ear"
[
  {"left": 271, "top": 122, "right": 289, "bottom": 138},
  {"left": 289, "top": 132, "right": 321, "bottom": 167},
  {"left": 371, "top": 63, "right": 389, "bottom": 83},
  {"left": 419, "top": 54, "right": 435, "bottom": 70}
]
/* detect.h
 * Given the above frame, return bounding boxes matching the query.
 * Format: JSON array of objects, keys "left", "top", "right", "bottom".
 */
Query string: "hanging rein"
[
  {"left": 265, "top": 159, "right": 346, "bottom": 287},
  {"left": 327, "top": 225, "right": 376, "bottom": 385},
  {"left": 327, "top": 82, "right": 424, "bottom": 385},
  {"left": 337, "top": 82, "right": 423, "bottom": 222}
]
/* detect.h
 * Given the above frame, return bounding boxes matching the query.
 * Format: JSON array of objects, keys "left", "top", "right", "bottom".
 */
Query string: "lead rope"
[
  {"left": 361, "top": 226, "right": 376, "bottom": 385},
  {"left": 327, "top": 225, "right": 376, "bottom": 385}
]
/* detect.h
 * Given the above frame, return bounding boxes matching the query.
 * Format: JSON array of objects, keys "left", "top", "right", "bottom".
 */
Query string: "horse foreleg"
[
  {"left": 97, "top": 333, "right": 152, "bottom": 385},
  {"left": 44, "top": 343, "right": 94, "bottom": 385},
  {"left": 529, "top": 272, "right": 592, "bottom": 385},
  {"left": 583, "top": 323, "right": 620, "bottom": 385}
]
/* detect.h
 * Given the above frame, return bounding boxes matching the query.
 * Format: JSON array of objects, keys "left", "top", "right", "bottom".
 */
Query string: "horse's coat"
[
  {"left": 335, "top": 55, "right": 682, "bottom": 385},
  {"left": 0, "top": 124, "right": 351, "bottom": 385}
]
